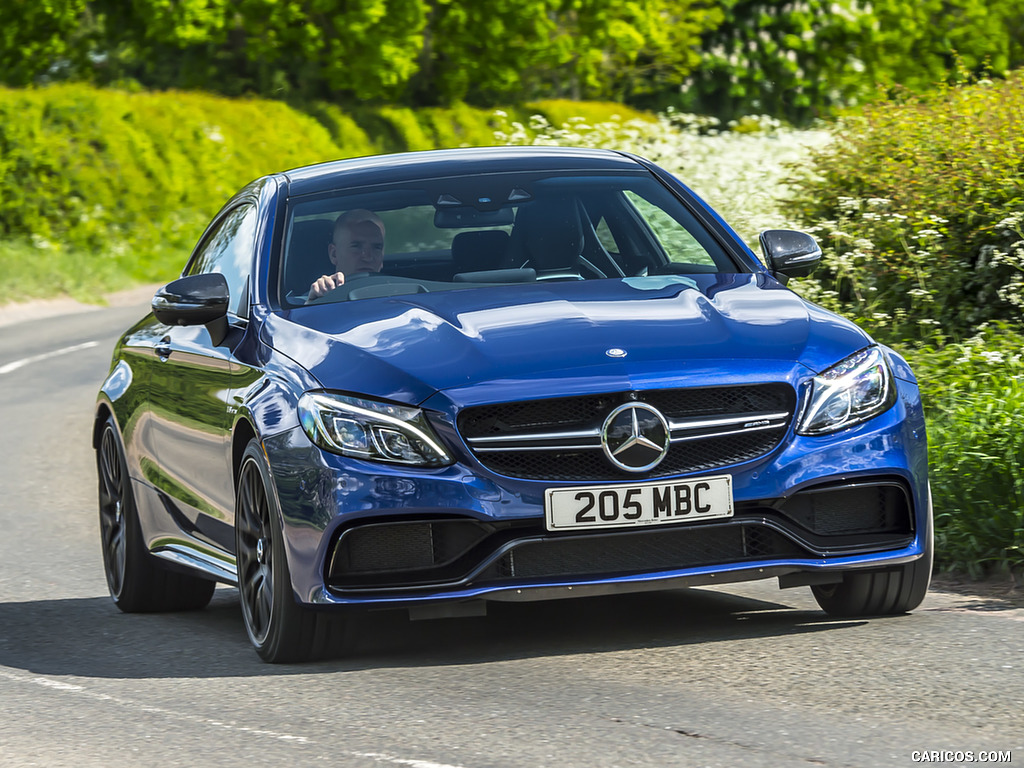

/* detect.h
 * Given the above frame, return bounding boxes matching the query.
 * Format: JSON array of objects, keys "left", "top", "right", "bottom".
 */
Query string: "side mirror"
[
  {"left": 152, "top": 273, "right": 230, "bottom": 344},
  {"left": 759, "top": 229, "right": 822, "bottom": 283},
  {"left": 152, "top": 273, "right": 229, "bottom": 325}
]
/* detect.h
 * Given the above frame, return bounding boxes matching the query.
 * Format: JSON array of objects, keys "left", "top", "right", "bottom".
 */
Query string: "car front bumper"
[{"left": 265, "top": 377, "right": 929, "bottom": 610}]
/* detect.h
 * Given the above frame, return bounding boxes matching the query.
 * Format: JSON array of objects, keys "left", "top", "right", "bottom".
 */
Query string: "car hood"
[{"left": 262, "top": 274, "right": 871, "bottom": 407}]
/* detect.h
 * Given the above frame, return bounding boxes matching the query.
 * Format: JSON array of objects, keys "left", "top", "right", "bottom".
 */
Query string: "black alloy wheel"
[
  {"left": 236, "top": 448, "right": 275, "bottom": 647},
  {"left": 235, "top": 439, "right": 346, "bottom": 663},
  {"left": 812, "top": 492, "right": 934, "bottom": 617},
  {"left": 98, "top": 421, "right": 129, "bottom": 601},
  {"left": 97, "top": 415, "right": 215, "bottom": 612}
]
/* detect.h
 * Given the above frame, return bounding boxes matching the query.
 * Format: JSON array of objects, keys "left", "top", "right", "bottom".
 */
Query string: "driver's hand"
[{"left": 308, "top": 272, "right": 345, "bottom": 301}]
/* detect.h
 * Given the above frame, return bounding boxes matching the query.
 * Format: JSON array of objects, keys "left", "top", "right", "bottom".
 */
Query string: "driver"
[{"left": 307, "top": 209, "right": 385, "bottom": 301}]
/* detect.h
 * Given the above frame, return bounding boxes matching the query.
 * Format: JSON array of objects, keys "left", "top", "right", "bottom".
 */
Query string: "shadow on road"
[{"left": 0, "top": 585, "right": 868, "bottom": 678}]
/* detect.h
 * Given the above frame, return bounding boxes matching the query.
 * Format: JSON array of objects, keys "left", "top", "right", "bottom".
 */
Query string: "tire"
[
  {"left": 812, "top": 502, "right": 934, "bottom": 617},
  {"left": 97, "top": 415, "right": 216, "bottom": 612},
  {"left": 235, "top": 439, "right": 345, "bottom": 663}
]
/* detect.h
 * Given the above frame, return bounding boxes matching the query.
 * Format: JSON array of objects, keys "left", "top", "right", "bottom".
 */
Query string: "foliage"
[
  {"left": 680, "top": 0, "right": 875, "bottom": 123},
  {"left": 0, "top": 0, "right": 719, "bottom": 107},
  {"left": 0, "top": 0, "right": 90, "bottom": 87},
  {"left": 0, "top": 85, "right": 550, "bottom": 299},
  {"left": 409, "top": 0, "right": 556, "bottom": 105},
  {"left": 788, "top": 73, "right": 1024, "bottom": 344},
  {"left": 867, "top": 0, "right": 1024, "bottom": 92},
  {"left": 907, "top": 327, "right": 1024, "bottom": 576},
  {"left": 301, "top": 103, "right": 378, "bottom": 158},
  {"left": 492, "top": 108, "right": 829, "bottom": 247},
  {"left": 526, "top": 99, "right": 655, "bottom": 130},
  {"left": 3, "top": 78, "right": 1023, "bottom": 579},
  {"left": 0, "top": 84, "right": 343, "bottom": 292},
  {"left": 542, "top": 0, "right": 722, "bottom": 103},
  {"left": 680, "top": 0, "right": 1024, "bottom": 124}
]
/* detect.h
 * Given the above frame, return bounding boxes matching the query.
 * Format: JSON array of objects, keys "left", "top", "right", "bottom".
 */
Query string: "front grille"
[
  {"left": 458, "top": 384, "right": 796, "bottom": 481},
  {"left": 478, "top": 431, "right": 784, "bottom": 482},
  {"left": 479, "top": 524, "right": 805, "bottom": 582}
]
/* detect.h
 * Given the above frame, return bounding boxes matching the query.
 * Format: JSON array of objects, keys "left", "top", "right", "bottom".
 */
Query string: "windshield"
[{"left": 278, "top": 170, "right": 743, "bottom": 307}]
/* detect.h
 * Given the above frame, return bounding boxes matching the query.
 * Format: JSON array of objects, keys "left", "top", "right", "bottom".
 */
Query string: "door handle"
[{"left": 156, "top": 336, "right": 172, "bottom": 360}]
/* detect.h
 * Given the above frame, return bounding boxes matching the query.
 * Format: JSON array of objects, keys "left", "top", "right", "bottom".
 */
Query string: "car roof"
[{"left": 280, "top": 146, "right": 646, "bottom": 198}]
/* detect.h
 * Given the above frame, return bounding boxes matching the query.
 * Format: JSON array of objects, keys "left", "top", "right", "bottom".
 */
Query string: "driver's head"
[{"left": 329, "top": 209, "right": 385, "bottom": 275}]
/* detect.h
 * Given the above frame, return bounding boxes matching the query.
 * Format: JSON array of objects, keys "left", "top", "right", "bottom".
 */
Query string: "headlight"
[
  {"left": 298, "top": 392, "right": 453, "bottom": 467},
  {"left": 797, "top": 347, "right": 897, "bottom": 436}
]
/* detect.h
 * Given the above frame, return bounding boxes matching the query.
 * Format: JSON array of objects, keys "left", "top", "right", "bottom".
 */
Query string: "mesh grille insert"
[
  {"left": 479, "top": 523, "right": 805, "bottom": 582},
  {"left": 458, "top": 384, "right": 796, "bottom": 481},
  {"left": 778, "top": 483, "right": 913, "bottom": 536}
]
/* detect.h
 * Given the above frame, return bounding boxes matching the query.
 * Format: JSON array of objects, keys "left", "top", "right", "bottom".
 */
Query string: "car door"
[{"left": 140, "top": 203, "right": 258, "bottom": 553}]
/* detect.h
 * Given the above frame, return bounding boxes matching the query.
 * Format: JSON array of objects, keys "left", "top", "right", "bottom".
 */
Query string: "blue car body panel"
[{"left": 267, "top": 274, "right": 871, "bottom": 404}]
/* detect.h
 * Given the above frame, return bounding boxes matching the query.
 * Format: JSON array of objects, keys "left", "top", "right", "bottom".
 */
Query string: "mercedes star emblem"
[{"left": 601, "top": 402, "right": 670, "bottom": 472}]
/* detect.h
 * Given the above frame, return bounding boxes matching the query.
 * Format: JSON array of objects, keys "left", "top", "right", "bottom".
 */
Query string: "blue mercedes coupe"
[{"left": 95, "top": 146, "right": 931, "bottom": 662}]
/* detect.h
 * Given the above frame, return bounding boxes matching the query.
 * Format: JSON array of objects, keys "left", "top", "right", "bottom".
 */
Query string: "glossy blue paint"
[{"left": 270, "top": 274, "right": 871, "bottom": 406}]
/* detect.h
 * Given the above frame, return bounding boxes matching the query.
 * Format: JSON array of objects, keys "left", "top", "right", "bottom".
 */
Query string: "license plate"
[{"left": 545, "top": 475, "right": 733, "bottom": 532}]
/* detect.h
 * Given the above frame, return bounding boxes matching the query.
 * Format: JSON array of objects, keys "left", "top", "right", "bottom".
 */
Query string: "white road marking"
[
  {"left": 0, "top": 340, "right": 100, "bottom": 375},
  {"left": 354, "top": 754, "right": 469, "bottom": 768},
  {"left": 0, "top": 668, "right": 471, "bottom": 767}
]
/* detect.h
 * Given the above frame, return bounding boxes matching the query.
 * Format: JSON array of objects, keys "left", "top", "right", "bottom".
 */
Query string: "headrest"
[
  {"left": 513, "top": 200, "right": 583, "bottom": 271},
  {"left": 451, "top": 229, "right": 511, "bottom": 273}
]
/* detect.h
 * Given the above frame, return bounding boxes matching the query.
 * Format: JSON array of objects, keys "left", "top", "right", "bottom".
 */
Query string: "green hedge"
[
  {"left": 789, "top": 73, "right": 1024, "bottom": 343},
  {"left": 0, "top": 85, "right": 343, "bottom": 246},
  {"left": 906, "top": 326, "right": 1024, "bottom": 576},
  {"left": 784, "top": 75, "right": 1024, "bottom": 578}
]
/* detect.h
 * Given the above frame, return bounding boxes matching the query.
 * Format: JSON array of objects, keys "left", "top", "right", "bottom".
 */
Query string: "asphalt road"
[{"left": 0, "top": 298, "right": 1022, "bottom": 768}]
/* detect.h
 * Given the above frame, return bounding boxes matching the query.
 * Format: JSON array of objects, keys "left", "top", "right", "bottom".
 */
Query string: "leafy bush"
[
  {"left": 682, "top": 0, "right": 1024, "bottom": 125},
  {"left": 0, "top": 85, "right": 363, "bottom": 299},
  {"left": 492, "top": 107, "right": 829, "bottom": 247},
  {"left": 0, "top": 85, "right": 342, "bottom": 250},
  {"left": 789, "top": 73, "right": 1024, "bottom": 344},
  {"left": 527, "top": 100, "right": 656, "bottom": 129},
  {"left": 301, "top": 103, "right": 377, "bottom": 158},
  {"left": 907, "top": 326, "right": 1024, "bottom": 576}
]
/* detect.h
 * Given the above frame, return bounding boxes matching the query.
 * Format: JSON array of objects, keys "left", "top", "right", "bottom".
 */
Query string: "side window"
[
  {"left": 186, "top": 204, "right": 258, "bottom": 316},
  {"left": 594, "top": 217, "right": 620, "bottom": 255},
  {"left": 623, "top": 191, "right": 717, "bottom": 267}
]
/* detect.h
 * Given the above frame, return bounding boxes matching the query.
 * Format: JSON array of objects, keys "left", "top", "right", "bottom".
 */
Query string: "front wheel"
[
  {"left": 812, "top": 510, "right": 933, "bottom": 617},
  {"left": 235, "top": 440, "right": 346, "bottom": 663}
]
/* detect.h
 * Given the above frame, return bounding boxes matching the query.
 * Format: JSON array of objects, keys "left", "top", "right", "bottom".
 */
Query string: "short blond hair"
[{"left": 334, "top": 209, "right": 385, "bottom": 243}]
